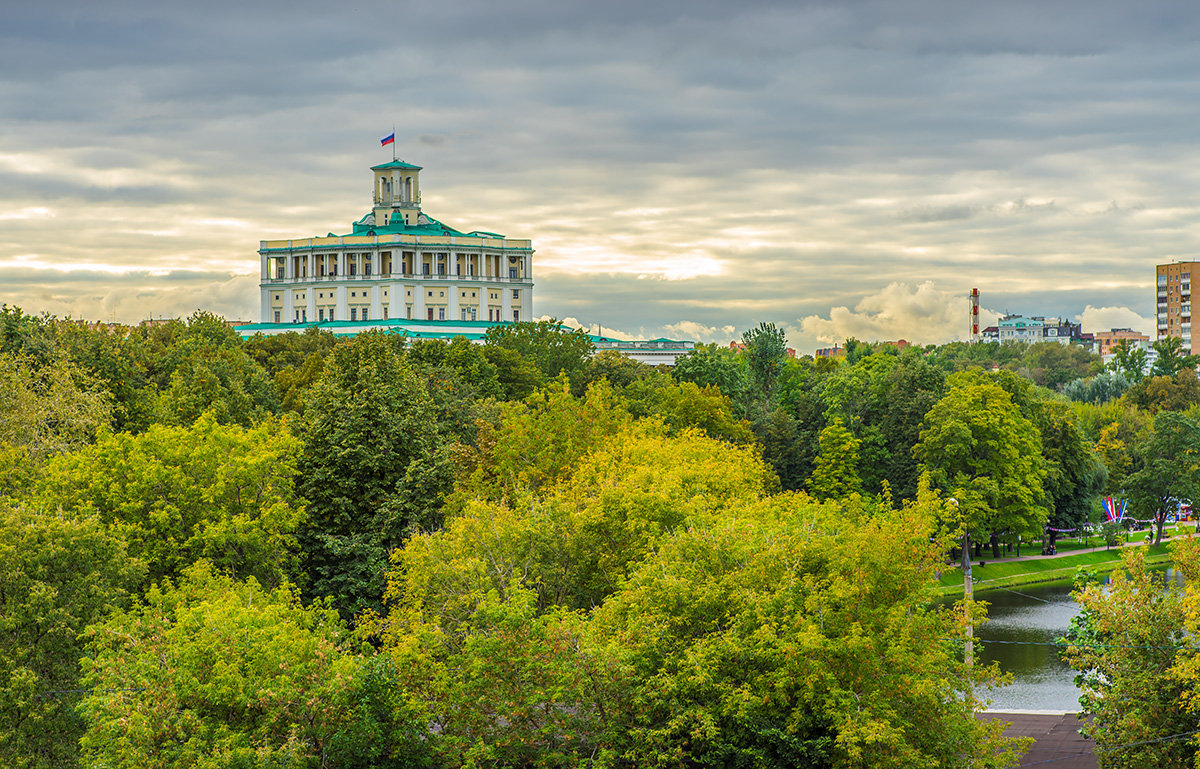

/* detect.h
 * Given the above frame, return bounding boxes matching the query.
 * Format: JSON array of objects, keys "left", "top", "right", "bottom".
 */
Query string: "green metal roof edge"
[
  {"left": 259, "top": 242, "right": 534, "bottom": 254},
  {"left": 370, "top": 160, "right": 423, "bottom": 170},
  {"left": 235, "top": 318, "right": 512, "bottom": 331}
]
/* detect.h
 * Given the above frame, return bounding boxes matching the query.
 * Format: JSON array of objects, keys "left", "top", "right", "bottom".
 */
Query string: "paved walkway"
[
  {"left": 979, "top": 712, "right": 1096, "bottom": 768},
  {"left": 953, "top": 531, "right": 1187, "bottom": 569}
]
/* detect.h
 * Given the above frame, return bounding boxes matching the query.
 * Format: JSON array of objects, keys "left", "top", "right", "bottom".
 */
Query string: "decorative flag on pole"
[
  {"left": 380, "top": 132, "right": 396, "bottom": 147},
  {"left": 1103, "top": 496, "right": 1128, "bottom": 523}
]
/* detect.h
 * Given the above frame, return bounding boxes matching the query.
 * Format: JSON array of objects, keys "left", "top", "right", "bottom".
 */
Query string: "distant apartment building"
[
  {"left": 1157, "top": 261, "right": 1196, "bottom": 354},
  {"left": 992, "top": 314, "right": 1084, "bottom": 345},
  {"left": 1094, "top": 328, "right": 1150, "bottom": 356}
]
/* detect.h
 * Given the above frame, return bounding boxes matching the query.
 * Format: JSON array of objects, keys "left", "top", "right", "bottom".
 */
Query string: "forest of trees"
[{"left": 4, "top": 305, "right": 1200, "bottom": 768}]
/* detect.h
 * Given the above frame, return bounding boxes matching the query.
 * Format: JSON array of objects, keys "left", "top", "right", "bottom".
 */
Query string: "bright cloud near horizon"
[{"left": 1, "top": 0, "right": 1193, "bottom": 352}]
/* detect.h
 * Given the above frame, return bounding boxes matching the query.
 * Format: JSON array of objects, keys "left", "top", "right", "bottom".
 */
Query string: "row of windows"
[
  {"left": 276, "top": 288, "right": 520, "bottom": 304},
  {"left": 277, "top": 308, "right": 522, "bottom": 323}
]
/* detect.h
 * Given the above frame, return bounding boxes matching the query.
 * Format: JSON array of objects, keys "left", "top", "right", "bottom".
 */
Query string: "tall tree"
[
  {"left": 807, "top": 418, "right": 862, "bottom": 501},
  {"left": 40, "top": 416, "right": 305, "bottom": 588},
  {"left": 1125, "top": 411, "right": 1200, "bottom": 545},
  {"left": 913, "top": 381, "right": 1049, "bottom": 559},
  {"left": 297, "top": 331, "right": 441, "bottom": 616},
  {"left": 671, "top": 342, "right": 750, "bottom": 405},
  {"left": 741, "top": 322, "right": 789, "bottom": 407},
  {"left": 0, "top": 353, "right": 113, "bottom": 465}
]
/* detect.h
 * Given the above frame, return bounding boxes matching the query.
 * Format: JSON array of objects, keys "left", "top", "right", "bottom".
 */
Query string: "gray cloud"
[{"left": 2, "top": 0, "right": 1197, "bottom": 346}]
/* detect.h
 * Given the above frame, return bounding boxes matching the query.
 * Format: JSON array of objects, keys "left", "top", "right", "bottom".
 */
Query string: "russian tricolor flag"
[{"left": 380, "top": 132, "right": 395, "bottom": 147}]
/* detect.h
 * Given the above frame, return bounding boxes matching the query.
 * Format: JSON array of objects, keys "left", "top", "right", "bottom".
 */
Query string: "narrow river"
[{"left": 969, "top": 566, "right": 1183, "bottom": 712}]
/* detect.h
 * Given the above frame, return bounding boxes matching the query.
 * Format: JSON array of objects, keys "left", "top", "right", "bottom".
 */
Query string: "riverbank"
[{"left": 933, "top": 541, "right": 1175, "bottom": 596}]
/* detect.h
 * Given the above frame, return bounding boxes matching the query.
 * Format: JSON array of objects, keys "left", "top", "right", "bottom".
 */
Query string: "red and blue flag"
[{"left": 380, "top": 132, "right": 395, "bottom": 147}]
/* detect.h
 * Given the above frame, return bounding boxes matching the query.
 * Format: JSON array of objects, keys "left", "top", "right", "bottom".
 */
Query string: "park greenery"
[{"left": 3, "top": 304, "right": 1200, "bottom": 766}]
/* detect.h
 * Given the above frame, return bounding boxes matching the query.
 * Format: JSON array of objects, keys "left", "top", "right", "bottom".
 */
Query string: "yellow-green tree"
[
  {"left": 79, "top": 562, "right": 429, "bottom": 769},
  {"left": 40, "top": 416, "right": 304, "bottom": 588},
  {"left": 1062, "top": 548, "right": 1194, "bottom": 769}
]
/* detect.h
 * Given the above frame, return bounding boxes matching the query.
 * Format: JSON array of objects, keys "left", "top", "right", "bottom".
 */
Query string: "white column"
[
  {"left": 337, "top": 252, "right": 346, "bottom": 277},
  {"left": 389, "top": 283, "right": 402, "bottom": 319},
  {"left": 306, "top": 288, "right": 316, "bottom": 323},
  {"left": 371, "top": 285, "right": 383, "bottom": 320},
  {"left": 371, "top": 251, "right": 381, "bottom": 277},
  {"left": 336, "top": 286, "right": 348, "bottom": 321},
  {"left": 414, "top": 286, "right": 426, "bottom": 320},
  {"left": 260, "top": 288, "right": 270, "bottom": 323},
  {"left": 449, "top": 286, "right": 460, "bottom": 321},
  {"left": 284, "top": 290, "right": 295, "bottom": 323},
  {"left": 478, "top": 286, "right": 487, "bottom": 321},
  {"left": 502, "top": 285, "right": 512, "bottom": 323},
  {"left": 260, "top": 254, "right": 269, "bottom": 281}
]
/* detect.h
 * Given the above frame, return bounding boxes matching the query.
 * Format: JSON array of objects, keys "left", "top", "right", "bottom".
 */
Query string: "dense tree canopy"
[{"left": 0, "top": 308, "right": 1153, "bottom": 767}]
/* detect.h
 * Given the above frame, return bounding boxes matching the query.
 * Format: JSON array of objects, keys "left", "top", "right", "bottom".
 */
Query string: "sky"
[{"left": 3, "top": 0, "right": 1199, "bottom": 351}]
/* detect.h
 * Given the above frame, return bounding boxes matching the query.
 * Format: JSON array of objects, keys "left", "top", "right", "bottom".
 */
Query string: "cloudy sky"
[{"left": 4, "top": 0, "right": 1198, "bottom": 350}]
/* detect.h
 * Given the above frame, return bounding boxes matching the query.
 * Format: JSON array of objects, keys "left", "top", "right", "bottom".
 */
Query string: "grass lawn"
[{"left": 934, "top": 542, "right": 1176, "bottom": 595}]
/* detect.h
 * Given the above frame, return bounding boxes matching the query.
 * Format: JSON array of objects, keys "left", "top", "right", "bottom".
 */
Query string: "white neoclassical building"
[{"left": 257, "top": 158, "right": 534, "bottom": 326}]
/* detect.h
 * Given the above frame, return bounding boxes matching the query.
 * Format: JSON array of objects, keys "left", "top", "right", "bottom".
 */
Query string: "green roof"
[
  {"left": 370, "top": 160, "right": 423, "bottom": 171},
  {"left": 347, "top": 212, "right": 512, "bottom": 241},
  {"left": 233, "top": 317, "right": 509, "bottom": 340}
]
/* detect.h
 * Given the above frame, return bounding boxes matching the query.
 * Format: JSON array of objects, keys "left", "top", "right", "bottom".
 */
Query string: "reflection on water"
[
  {"left": 959, "top": 566, "right": 1182, "bottom": 712},
  {"left": 974, "top": 582, "right": 1081, "bottom": 712}
]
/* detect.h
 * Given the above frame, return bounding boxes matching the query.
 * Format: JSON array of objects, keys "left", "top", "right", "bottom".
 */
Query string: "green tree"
[
  {"left": 244, "top": 326, "right": 340, "bottom": 414},
  {"left": 0, "top": 352, "right": 113, "bottom": 465},
  {"left": 621, "top": 373, "right": 753, "bottom": 443},
  {"left": 155, "top": 344, "right": 279, "bottom": 426},
  {"left": 0, "top": 505, "right": 142, "bottom": 769},
  {"left": 484, "top": 318, "right": 595, "bottom": 386},
  {"left": 1151, "top": 335, "right": 1198, "bottom": 377},
  {"left": 450, "top": 379, "right": 631, "bottom": 508},
  {"left": 1062, "top": 549, "right": 1194, "bottom": 769},
  {"left": 1021, "top": 341, "right": 1101, "bottom": 390},
  {"left": 819, "top": 350, "right": 946, "bottom": 498},
  {"left": 480, "top": 344, "right": 542, "bottom": 400},
  {"left": 913, "top": 381, "right": 1049, "bottom": 558},
  {"left": 741, "top": 322, "right": 789, "bottom": 407},
  {"left": 1062, "top": 371, "right": 1130, "bottom": 404},
  {"left": 297, "top": 331, "right": 441, "bottom": 617},
  {"left": 672, "top": 342, "right": 750, "bottom": 405},
  {"left": 406, "top": 336, "right": 503, "bottom": 401},
  {"left": 807, "top": 418, "right": 862, "bottom": 501},
  {"left": 1125, "top": 411, "right": 1200, "bottom": 545},
  {"left": 576, "top": 348, "right": 651, "bottom": 394},
  {"left": 1110, "top": 338, "right": 1149, "bottom": 383},
  {"left": 79, "top": 562, "right": 429, "bottom": 769},
  {"left": 40, "top": 416, "right": 305, "bottom": 588},
  {"left": 588, "top": 491, "right": 1026, "bottom": 768}
]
